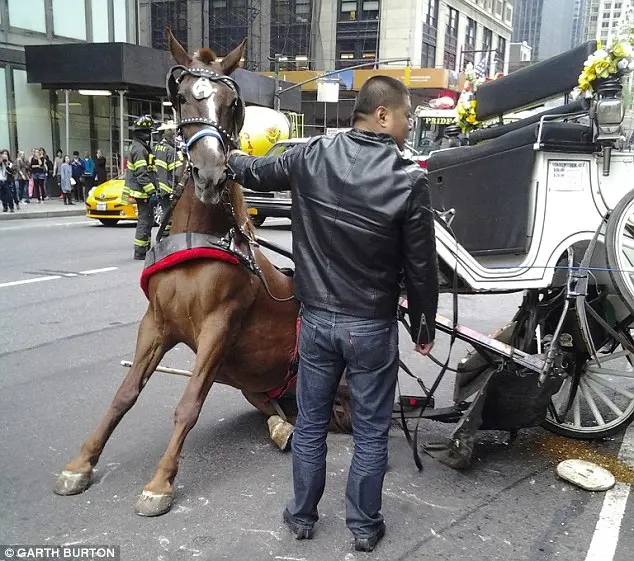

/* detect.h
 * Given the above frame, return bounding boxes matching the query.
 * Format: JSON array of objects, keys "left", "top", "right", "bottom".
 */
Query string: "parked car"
[
  {"left": 243, "top": 138, "right": 309, "bottom": 226},
  {"left": 85, "top": 174, "right": 163, "bottom": 227}
]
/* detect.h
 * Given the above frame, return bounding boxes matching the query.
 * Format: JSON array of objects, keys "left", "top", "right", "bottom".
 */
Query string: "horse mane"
[
  {"left": 228, "top": 181, "right": 256, "bottom": 240},
  {"left": 194, "top": 48, "right": 216, "bottom": 64}
]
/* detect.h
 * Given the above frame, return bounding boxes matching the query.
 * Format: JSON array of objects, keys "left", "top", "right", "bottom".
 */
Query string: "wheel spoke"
[
  {"left": 584, "top": 377, "right": 624, "bottom": 417},
  {"left": 573, "top": 390, "right": 581, "bottom": 428},
  {"left": 584, "top": 365, "right": 634, "bottom": 378},
  {"left": 589, "top": 349, "right": 632, "bottom": 364},
  {"left": 586, "top": 372, "right": 634, "bottom": 399},
  {"left": 579, "top": 380, "right": 605, "bottom": 425}
]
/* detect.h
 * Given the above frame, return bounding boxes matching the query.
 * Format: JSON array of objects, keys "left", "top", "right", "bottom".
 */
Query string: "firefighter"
[
  {"left": 121, "top": 115, "right": 158, "bottom": 260},
  {"left": 153, "top": 120, "right": 183, "bottom": 237}
]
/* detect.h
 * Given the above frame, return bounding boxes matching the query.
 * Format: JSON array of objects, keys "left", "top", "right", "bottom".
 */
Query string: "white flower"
[
  {"left": 629, "top": 59, "right": 634, "bottom": 71},
  {"left": 618, "top": 58, "right": 630, "bottom": 71}
]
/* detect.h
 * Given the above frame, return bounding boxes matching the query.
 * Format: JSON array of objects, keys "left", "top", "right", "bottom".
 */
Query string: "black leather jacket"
[{"left": 228, "top": 129, "right": 438, "bottom": 344}]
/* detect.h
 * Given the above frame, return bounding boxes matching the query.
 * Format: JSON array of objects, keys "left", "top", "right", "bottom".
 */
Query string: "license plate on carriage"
[
  {"left": 96, "top": 202, "right": 107, "bottom": 211},
  {"left": 248, "top": 207, "right": 258, "bottom": 215}
]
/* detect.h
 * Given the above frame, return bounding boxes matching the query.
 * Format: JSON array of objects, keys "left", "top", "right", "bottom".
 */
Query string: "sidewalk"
[{"left": 0, "top": 198, "right": 86, "bottom": 221}]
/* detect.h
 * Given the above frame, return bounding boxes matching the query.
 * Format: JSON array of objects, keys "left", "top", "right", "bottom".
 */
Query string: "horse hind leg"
[
  {"left": 54, "top": 310, "right": 169, "bottom": 496},
  {"left": 135, "top": 317, "right": 231, "bottom": 517},
  {"left": 242, "top": 390, "right": 295, "bottom": 452}
]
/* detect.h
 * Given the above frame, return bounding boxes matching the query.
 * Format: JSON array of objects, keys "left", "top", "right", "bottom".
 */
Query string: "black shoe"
[
  {"left": 354, "top": 524, "right": 386, "bottom": 552},
  {"left": 134, "top": 252, "right": 146, "bottom": 261},
  {"left": 283, "top": 510, "right": 314, "bottom": 540}
]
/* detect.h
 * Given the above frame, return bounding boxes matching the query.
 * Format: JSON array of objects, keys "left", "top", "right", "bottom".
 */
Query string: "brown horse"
[{"left": 53, "top": 30, "right": 349, "bottom": 517}]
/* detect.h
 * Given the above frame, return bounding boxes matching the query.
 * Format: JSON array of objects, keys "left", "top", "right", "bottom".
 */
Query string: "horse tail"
[{"left": 330, "top": 384, "right": 353, "bottom": 433}]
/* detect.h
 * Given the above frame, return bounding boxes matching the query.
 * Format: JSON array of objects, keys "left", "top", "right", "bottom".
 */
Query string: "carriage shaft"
[{"left": 435, "top": 314, "right": 546, "bottom": 373}]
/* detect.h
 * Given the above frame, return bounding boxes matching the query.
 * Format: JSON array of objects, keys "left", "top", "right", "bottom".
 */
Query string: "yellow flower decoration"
[{"left": 577, "top": 31, "right": 634, "bottom": 94}]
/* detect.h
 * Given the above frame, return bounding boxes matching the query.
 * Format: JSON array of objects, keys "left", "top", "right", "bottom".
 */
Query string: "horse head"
[{"left": 166, "top": 27, "right": 246, "bottom": 205}]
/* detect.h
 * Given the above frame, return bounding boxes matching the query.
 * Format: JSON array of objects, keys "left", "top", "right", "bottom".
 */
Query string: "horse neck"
[
  {"left": 169, "top": 180, "right": 234, "bottom": 236},
  {"left": 169, "top": 180, "right": 255, "bottom": 239}
]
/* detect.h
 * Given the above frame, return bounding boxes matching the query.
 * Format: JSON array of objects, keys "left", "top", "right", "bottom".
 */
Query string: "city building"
[
  {"left": 582, "top": 0, "right": 632, "bottom": 45},
  {"left": 0, "top": 0, "right": 136, "bottom": 166},
  {"left": 572, "top": 0, "right": 587, "bottom": 47},
  {"left": 508, "top": 40, "right": 532, "bottom": 72},
  {"left": 141, "top": 1, "right": 512, "bottom": 74},
  {"left": 141, "top": 0, "right": 513, "bottom": 134},
  {"left": 511, "top": 0, "right": 576, "bottom": 62}
]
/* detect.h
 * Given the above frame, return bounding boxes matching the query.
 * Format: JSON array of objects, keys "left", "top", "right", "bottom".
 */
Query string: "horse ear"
[
  {"left": 166, "top": 26, "right": 191, "bottom": 67},
  {"left": 221, "top": 39, "right": 246, "bottom": 75}
]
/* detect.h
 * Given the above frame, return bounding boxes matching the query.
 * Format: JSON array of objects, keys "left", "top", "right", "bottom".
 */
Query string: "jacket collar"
[{"left": 348, "top": 128, "right": 397, "bottom": 147}]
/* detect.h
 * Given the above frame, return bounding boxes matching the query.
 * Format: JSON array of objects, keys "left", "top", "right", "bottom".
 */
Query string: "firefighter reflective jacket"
[
  {"left": 122, "top": 139, "right": 157, "bottom": 200},
  {"left": 153, "top": 138, "right": 183, "bottom": 196}
]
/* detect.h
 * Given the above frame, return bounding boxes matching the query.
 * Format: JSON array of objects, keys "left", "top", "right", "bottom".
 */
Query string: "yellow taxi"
[{"left": 85, "top": 175, "right": 162, "bottom": 226}]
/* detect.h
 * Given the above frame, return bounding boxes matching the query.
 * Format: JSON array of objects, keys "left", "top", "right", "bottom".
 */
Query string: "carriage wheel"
[
  {"left": 542, "top": 338, "right": 634, "bottom": 438},
  {"left": 606, "top": 187, "right": 634, "bottom": 316}
]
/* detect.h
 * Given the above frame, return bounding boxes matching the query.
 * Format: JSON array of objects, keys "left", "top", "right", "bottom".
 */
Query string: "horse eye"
[{"left": 177, "top": 94, "right": 187, "bottom": 105}]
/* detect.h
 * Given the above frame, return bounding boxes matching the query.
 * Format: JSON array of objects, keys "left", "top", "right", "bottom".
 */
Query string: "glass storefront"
[
  {"left": 13, "top": 69, "right": 53, "bottom": 156},
  {"left": 0, "top": 68, "right": 9, "bottom": 149}
]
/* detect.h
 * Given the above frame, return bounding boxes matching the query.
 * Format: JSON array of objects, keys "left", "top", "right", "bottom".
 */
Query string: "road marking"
[
  {"left": 79, "top": 267, "right": 119, "bottom": 275},
  {"left": 0, "top": 267, "right": 118, "bottom": 289},
  {"left": 0, "top": 219, "right": 92, "bottom": 231},
  {"left": 584, "top": 423, "right": 634, "bottom": 561},
  {"left": 0, "top": 275, "right": 62, "bottom": 288}
]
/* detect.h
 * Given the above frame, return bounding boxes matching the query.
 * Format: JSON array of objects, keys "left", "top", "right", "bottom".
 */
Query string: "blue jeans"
[
  {"left": 0, "top": 180, "right": 13, "bottom": 210},
  {"left": 284, "top": 305, "right": 399, "bottom": 538}
]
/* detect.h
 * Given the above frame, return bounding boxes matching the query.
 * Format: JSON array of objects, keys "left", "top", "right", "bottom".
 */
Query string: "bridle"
[{"left": 166, "top": 65, "right": 245, "bottom": 158}]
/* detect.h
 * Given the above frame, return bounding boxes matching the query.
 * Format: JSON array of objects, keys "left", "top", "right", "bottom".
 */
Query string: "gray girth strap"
[{"left": 144, "top": 232, "right": 257, "bottom": 272}]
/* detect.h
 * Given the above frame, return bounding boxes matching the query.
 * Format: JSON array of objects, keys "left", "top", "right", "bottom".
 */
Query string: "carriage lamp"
[{"left": 595, "top": 97, "right": 625, "bottom": 138}]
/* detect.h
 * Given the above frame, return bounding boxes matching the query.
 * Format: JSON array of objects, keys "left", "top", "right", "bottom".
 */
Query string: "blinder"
[{"left": 166, "top": 65, "right": 245, "bottom": 153}]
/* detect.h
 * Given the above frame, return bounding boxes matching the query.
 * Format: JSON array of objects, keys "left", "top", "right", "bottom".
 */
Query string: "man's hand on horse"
[
  {"left": 229, "top": 149, "right": 247, "bottom": 157},
  {"left": 414, "top": 342, "right": 434, "bottom": 356}
]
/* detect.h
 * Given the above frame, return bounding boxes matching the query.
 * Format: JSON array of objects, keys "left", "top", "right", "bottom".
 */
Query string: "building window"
[
  {"left": 482, "top": 27, "right": 493, "bottom": 73},
  {"left": 271, "top": 0, "right": 313, "bottom": 70},
  {"left": 336, "top": 39, "right": 377, "bottom": 68},
  {"left": 421, "top": 42, "right": 436, "bottom": 68},
  {"left": 505, "top": 4, "right": 512, "bottom": 23},
  {"left": 340, "top": 0, "right": 357, "bottom": 21},
  {"left": 602, "top": 21, "right": 610, "bottom": 27},
  {"left": 152, "top": 0, "right": 187, "bottom": 51},
  {"left": 495, "top": 0, "right": 503, "bottom": 17},
  {"left": 496, "top": 36, "right": 506, "bottom": 74},
  {"left": 423, "top": 0, "right": 438, "bottom": 27},
  {"left": 591, "top": 15, "right": 598, "bottom": 21},
  {"left": 113, "top": 0, "right": 127, "bottom": 42},
  {"left": 444, "top": 7, "right": 458, "bottom": 70},
  {"left": 339, "top": 0, "right": 380, "bottom": 21},
  {"left": 421, "top": 0, "right": 438, "bottom": 68},
  {"left": 91, "top": 0, "right": 109, "bottom": 42},
  {"left": 8, "top": 0, "right": 46, "bottom": 33},
  {"left": 52, "top": 0, "right": 87, "bottom": 40},
  {"left": 464, "top": 17, "right": 476, "bottom": 65}
]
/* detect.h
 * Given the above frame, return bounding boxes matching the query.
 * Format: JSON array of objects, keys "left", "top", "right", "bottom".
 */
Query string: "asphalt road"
[{"left": 1, "top": 215, "right": 634, "bottom": 561}]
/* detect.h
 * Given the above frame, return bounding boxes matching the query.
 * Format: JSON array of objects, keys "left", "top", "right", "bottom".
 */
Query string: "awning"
[{"left": 24, "top": 42, "right": 301, "bottom": 111}]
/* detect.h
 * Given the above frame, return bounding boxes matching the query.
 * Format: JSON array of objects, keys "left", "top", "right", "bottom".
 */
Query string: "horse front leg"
[
  {"left": 135, "top": 320, "right": 230, "bottom": 517},
  {"left": 54, "top": 310, "right": 169, "bottom": 496}
]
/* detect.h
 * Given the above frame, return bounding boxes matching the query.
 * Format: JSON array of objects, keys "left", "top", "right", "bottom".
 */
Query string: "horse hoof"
[
  {"left": 134, "top": 490, "right": 174, "bottom": 517},
  {"left": 53, "top": 470, "right": 92, "bottom": 496},
  {"left": 268, "top": 415, "right": 294, "bottom": 452}
]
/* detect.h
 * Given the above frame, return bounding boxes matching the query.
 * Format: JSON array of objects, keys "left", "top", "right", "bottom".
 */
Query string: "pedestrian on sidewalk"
[
  {"left": 94, "top": 149, "right": 107, "bottom": 185},
  {"left": 40, "top": 148, "right": 53, "bottom": 199},
  {"left": 82, "top": 150, "right": 95, "bottom": 199},
  {"left": 0, "top": 149, "right": 16, "bottom": 213},
  {"left": 60, "top": 155, "right": 75, "bottom": 206},
  {"left": 53, "top": 148, "right": 63, "bottom": 197},
  {"left": 228, "top": 76, "right": 438, "bottom": 552},
  {"left": 70, "top": 152, "right": 85, "bottom": 202},
  {"left": 16, "top": 150, "right": 29, "bottom": 203},
  {"left": 29, "top": 149, "right": 47, "bottom": 203}
]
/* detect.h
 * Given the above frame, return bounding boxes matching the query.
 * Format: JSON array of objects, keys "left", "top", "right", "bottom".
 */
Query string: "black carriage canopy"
[{"left": 427, "top": 41, "right": 599, "bottom": 257}]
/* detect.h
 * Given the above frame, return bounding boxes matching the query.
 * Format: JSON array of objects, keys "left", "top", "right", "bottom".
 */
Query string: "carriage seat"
[{"left": 426, "top": 121, "right": 594, "bottom": 256}]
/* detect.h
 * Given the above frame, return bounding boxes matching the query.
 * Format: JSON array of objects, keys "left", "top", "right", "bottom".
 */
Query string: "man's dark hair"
[
  {"left": 352, "top": 76, "right": 409, "bottom": 123},
  {"left": 73, "top": 151, "right": 79, "bottom": 156}
]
